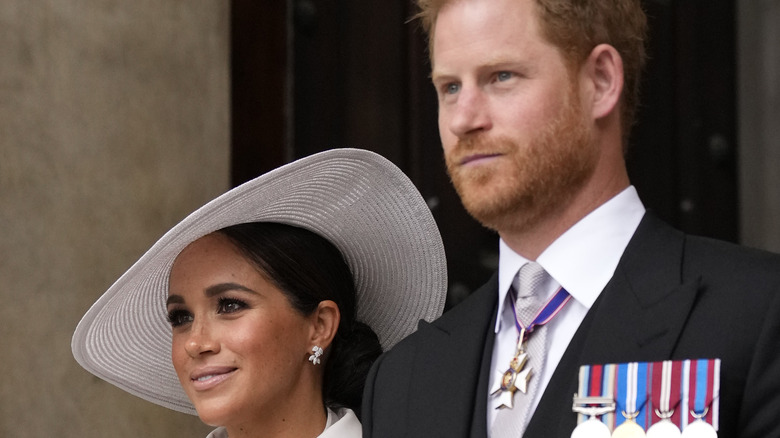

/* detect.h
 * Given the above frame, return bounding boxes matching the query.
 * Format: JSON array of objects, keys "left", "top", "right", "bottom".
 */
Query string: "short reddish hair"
[{"left": 415, "top": 0, "right": 648, "bottom": 144}]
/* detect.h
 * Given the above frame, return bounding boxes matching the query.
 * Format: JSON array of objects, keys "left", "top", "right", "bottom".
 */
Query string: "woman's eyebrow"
[
  {"left": 204, "top": 282, "right": 258, "bottom": 298},
  {"left": 165, "top": 283, "right": 257, "bottom": 307},
  {"left": 166, "top": 294, "right": 184, "bottom": 306}
]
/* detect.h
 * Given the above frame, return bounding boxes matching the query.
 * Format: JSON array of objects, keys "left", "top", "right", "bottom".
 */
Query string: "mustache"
[{"left": 448, "top": 135, "right": 515, "bottom": 164}]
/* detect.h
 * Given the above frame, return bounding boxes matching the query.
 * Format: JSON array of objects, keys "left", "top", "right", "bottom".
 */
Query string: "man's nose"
[{"left": 447, "top": 87, "right": 492, "bottom": 138}]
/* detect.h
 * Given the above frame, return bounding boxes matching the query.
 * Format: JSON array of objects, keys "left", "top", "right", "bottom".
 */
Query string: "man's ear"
[
  {"left": 309, "top": 300, "right": 340, "bottom": 351},
  {"left": 583, "top": 43, "right": 624, "bottom": 120}
]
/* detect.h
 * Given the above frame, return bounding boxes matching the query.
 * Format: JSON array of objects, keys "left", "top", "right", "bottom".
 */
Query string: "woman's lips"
[{"left": 189, "top": 367, "right": 238, "bottom": 391}]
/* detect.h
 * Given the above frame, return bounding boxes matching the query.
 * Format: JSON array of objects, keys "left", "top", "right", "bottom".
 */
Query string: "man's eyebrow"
[
  {"left": 165, "top": 283, "right": 257, "bottom": 306},
  {"left": 431, "top": 59, "right": 526, "bottom": 80}
]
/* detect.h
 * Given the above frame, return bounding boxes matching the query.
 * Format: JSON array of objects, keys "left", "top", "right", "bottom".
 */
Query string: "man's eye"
[
  {"left": 218, "top": 297, "right": 247, "bottom": 314},
  {"left": 496, "top": 71, "right": 513, "bottom": 82},
  {"left": 445, "top": 83, "right": 460, "bottom": 95},
  {"left": 167, "top": 309, "right": 193, "bottom": 327}
]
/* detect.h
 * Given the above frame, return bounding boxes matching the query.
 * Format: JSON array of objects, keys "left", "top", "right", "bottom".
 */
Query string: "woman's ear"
[
  {"left": 309, "top": 300, "right": 340, "bottom": 351},
  {"left": 583, "top": 43, "right": 624, "bottom": 120}
]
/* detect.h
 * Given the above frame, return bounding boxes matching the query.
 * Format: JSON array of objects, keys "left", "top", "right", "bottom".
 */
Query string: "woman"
[{"left": 72, "top": 148, "right": 447, "bottom": 437}]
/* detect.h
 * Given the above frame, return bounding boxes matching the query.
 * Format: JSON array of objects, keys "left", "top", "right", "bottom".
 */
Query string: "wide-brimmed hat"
[{"left": 71, "top": 148, "right": 447, "bottom": 415}]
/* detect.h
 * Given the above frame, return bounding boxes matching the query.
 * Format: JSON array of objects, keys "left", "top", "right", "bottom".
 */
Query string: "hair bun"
[{"left": 323, "top": 320, "right": 382, "bottom": 415}]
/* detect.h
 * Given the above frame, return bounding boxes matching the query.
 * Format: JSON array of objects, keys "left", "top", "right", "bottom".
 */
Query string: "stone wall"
[
  {"left": 0, "top": 1, "right": 228, "bottom": 436},
  {"left": 738, "top": 1, "right": 780, "bottom": 252}
]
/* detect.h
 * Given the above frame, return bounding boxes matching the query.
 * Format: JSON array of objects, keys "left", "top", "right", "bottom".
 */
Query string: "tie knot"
[
  {"left": 512, "top": 262, "right": 547, "bottom": 326},
  {"left": 515, "top": 261, "right": 547, "bottom": 298}
]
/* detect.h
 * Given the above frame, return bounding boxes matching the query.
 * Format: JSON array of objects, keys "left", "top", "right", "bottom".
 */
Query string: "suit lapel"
[
  {"left": 406, "top": 275, "right": 498, "bottom": 437},
  {"left": 526, "top": 213, "right": 702, "bottom": 437},
  {"left": 581, "top": 213, "right": 700, "bottom": 362}
]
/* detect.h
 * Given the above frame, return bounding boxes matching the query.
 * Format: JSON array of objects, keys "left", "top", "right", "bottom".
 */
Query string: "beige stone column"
[
  {"left": 0, "top": 1, "right": 228, "bottom": 436},
  {"left": 738, "top": 1, "right": 780, "bottom": 252}
]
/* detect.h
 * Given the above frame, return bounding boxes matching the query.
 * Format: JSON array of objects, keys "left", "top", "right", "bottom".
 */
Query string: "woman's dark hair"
[{"left": 217, "top": 222, "right": 382, "bottom": 414}]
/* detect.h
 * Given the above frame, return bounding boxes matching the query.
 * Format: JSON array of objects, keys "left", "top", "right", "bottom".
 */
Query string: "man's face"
[{"left": 431, "top": 0, "right": 598, "bottom": 234}]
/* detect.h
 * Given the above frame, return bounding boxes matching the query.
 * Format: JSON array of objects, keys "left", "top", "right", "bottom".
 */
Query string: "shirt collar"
[{"left": 496, "top": 186, "right": 645, "bottom": 332}]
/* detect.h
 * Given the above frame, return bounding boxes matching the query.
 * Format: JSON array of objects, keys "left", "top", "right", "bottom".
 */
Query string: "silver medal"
[
  {"left": 680, "top": 408, "right": 717, "bottom": 438},
  {"left": 681, "top": 420, "right": 717, "bottom": 438},
  {"left": 646, "top": 419, "right": 682, "bottom": 438},
  {"left": 571, "top": 396, "right": 615, "bottom": 438},
  {"left": 647, "top": 361, "right": 682, "bottom": 437},
  {"left": 571, "top": 416, "right": 611, "bottom": 438}
]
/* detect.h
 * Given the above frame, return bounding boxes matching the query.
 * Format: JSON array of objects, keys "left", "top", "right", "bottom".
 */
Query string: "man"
[{"left": 362, "top": 0, "right": 780, "bottom": 437}]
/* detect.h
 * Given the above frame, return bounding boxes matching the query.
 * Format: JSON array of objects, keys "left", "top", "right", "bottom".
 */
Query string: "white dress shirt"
[{"left": 487, "top": 186, "right": 646, "bottom": 433}]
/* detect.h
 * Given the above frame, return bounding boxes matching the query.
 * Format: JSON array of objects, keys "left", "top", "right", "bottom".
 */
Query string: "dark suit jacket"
[{"left": 362, "top": 213, "right": 780, "bottom": 437}]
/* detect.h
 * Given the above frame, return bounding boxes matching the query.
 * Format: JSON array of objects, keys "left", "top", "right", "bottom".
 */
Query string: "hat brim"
[{"left": 71, "top": 148, "right": 447, "bottom": 415}]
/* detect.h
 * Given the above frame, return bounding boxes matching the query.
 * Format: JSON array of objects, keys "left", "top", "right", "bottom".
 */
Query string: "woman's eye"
[
  {"left": 167, "top": 309, "right": 193, "bottom": 328},
  {"left": 218, "top": 297, "right": 247, "bottom": 314}
]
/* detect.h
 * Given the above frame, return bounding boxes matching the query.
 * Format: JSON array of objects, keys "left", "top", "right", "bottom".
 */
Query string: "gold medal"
[
  {"left": 611, "top": 362, "right": 647, "bottom": 438},
  {"left": 611, "top": 411, "right": 646, "bottom": 438}
]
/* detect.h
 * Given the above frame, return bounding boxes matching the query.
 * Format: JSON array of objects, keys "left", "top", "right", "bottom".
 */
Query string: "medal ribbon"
[
  {"left": 575, "top": 359, "right": 720, "bottom": 433},
  {"left": 576, "top": 363, "right": 618, "bottom": 429},
  {"left": 500, "top": 285, "right": 570, "bottom": 385},
  {"left": 508, "top": 286, "right": 571, "bottom": 334},
  {"left": 615, "top": 361, "right": 650, "bottom": 429},
  {"left": 492, "top": 285, "right": 571, "bottom": 403},
  {"left": 577, "top": 359, "right": 720, "bottom": 430},
  {"left": 649, "top": 360, "right": 682, "bottom": 427},
  {"left": 686, "top": 359, "right": 720, "bottom": 430}
]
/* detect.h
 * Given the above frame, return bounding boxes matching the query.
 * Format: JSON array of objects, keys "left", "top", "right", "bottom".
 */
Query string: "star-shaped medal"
[
  {"left": 510, "top": 352, "right": 532, "bottom": 393},
  {"left": 490, "top": 351, "right": 533, "bottom": 409}
]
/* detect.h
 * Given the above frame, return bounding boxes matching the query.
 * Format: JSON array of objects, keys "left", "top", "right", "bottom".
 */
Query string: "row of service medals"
[{"left": 571, "top": 360, "right": 720, "bottom": 437}]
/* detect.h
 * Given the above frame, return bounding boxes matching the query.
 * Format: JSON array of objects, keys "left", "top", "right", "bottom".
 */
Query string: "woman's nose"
[{"left": 183, "top": 318, "right": 219, "bottom": 358}]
